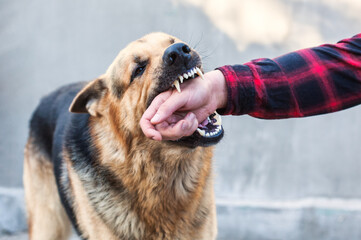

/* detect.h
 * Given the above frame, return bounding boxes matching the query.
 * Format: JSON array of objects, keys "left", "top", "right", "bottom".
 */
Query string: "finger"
[
  {"left": 140, "top": 91, "right": 172, "bottom": 140},
  {"left": 155, "top": 112, "right": 198, "bottom": 140},
  {"left": 165, "top": 112, "right": 187, "bottom": 124},
  {"left": 192, "top": 108, "right": 214, "bottom": 125},
  {"left": 143, "top": 90, "right": 172, "bottom": 122},
  {"left": 180, "top": 112, "right": 199, "bottom": 137},
  {"left": 139, "top": 116, "right": 163, "bottom": 141},
  {"left": 151, "top": 93, "right": 188, "bottom": 124}
]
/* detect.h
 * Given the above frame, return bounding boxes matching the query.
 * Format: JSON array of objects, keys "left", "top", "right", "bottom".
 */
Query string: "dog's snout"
[{"left": 163, "top": 43, "right": 191, "bottom": 67}]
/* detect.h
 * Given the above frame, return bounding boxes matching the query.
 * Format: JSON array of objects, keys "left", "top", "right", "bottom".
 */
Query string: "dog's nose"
[{"left": 163, "top": 43, "right": 191, "bottom": 67}]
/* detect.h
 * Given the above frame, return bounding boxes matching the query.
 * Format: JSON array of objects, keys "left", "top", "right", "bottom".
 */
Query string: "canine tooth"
[
  {"left": 196, "top": 128, "right": 206, "bottom": 136},
  {"left": 183, "top": 73, "right": 188, "bottom": 79},
  {"left": 173, "top": 80, "right": 181, "bottom": 93},
  {"left": 179, "top": 75, "right": 184, "bottom": 83},
  {"left": 196, "top": 67, "right": 204, "bottom": 80}
]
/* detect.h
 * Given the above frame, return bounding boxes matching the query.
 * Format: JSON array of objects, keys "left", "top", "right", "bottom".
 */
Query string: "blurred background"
[{"left": 1, "top": 0, "right": 361, "bottom": 239}]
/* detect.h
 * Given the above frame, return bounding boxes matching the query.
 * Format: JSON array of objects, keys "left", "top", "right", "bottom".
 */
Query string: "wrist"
[{"left": 208, "top": 70, "right": 227, "bottom": 109}]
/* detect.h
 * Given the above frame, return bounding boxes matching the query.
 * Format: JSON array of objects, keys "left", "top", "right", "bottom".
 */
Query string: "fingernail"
[
  {"left": 152, "top": 135, "right": 161, "bottom": 141},
  {"left": 151, "top": 114, "right": 160, "bottom": 123},
  {"left": 186, "top": 112, "right": 195, "bottom": 121},
  {"left": 181, "top": 122, "right": 189, "bottom": 131}
]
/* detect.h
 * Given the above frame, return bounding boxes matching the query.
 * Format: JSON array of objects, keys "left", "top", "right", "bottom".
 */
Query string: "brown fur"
[
  {"left": 24, "top": 32, "right": 218, "bottom": 240},
  {"left": 24, "top": 138, "right": 71, "bottom": 240}
]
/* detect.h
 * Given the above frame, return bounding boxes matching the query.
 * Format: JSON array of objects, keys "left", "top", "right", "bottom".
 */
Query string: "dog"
[{"left": 24, "top": 32, "right": 224, "bottom": 240}]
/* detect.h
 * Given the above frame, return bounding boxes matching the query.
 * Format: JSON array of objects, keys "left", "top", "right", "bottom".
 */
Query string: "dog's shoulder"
[
  {"left": 28, "top": 82, "right": 88, "bottom": 155},
  {"left": 30, "top": 82, "right": 87, "bottom": 132}
]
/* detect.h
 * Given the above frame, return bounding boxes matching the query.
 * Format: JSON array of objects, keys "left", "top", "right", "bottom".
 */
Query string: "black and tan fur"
[{"left": 24, "top": 32, "right": 222, "bottom": 240}]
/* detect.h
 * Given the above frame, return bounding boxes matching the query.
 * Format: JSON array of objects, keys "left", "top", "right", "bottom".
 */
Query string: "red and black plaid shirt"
[{"left": 217, "top": 34, "right": 361, "bottom": 119}]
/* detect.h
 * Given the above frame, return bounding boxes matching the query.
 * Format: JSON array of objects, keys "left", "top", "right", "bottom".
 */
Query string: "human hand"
[{"left": 140, "top": 70, "right": 227, "bottom": 141}]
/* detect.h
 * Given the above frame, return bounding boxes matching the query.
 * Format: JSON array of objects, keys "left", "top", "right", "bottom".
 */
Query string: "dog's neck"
[{"left": 80, "top": 116, "right": 214, "bottom": 239}]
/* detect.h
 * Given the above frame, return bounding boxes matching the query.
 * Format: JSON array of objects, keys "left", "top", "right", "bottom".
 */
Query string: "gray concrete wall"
[{"left": 1, "top": 0, "right": 361, "bottom": 239}]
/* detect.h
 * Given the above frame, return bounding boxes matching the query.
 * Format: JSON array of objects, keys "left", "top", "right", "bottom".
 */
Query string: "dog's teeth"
[
  {"left": 206, "top": 132, "right": 210, "bottom": 137},
  {"left": 196, "top": 67, "right": 205, "bottom": 80},
  {"left": 196, "top": 128, "right": 206, "bottom": 136},
  {"left": 183, "top": 73, "right": 188, "bottom": 79},
  {"left": 213, "top": 112, "right": 222, "bottom": 125},
  {"left": 188, "top": 72, "right": 192, "bottom": 77},
  {"left": 179, "top": 75, "right": 184, "bottom": 83},
  {"left": 173, "top": 80, "right": 181, "bottom": 93}
]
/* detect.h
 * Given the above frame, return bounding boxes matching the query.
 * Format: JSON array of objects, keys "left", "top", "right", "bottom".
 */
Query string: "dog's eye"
[
  {"left": 130, "top": 63, "right": 147, "bottom": 83},
  {"left": 134, "top": 66, "right": 145, "bottom": 77}
]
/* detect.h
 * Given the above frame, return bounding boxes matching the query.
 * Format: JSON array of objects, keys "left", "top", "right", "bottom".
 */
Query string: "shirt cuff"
[{"left": 216, "top": 65, "right": 255, "bottom": 115}]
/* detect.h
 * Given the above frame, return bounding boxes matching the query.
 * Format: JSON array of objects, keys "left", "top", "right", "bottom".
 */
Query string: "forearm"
[{"left": 217, "top": 34, "right": 361, "bottom": 119}]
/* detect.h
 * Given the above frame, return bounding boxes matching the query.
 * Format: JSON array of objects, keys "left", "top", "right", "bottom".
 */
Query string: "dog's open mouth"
[
  {"left": 196, "top": 112, "right": 222, "bottom": 138},
  {"left": 167, "top": 66, "right": 224, "bottom": 147},
  {"left": 151, "top": 42, "right": 224, "bottom": 147}
]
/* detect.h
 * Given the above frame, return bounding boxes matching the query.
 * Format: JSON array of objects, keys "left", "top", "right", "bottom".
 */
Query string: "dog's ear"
[{"left": 69, "top": 78, "right": 107, "bottom": 116}]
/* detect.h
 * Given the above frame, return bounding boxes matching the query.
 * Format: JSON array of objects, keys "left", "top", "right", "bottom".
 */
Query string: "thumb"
[
  {"left": 143, "top": 91, "right": 172, "bottom": 122},
  {"left": 150, "top": 93, "right": 188, "bottom": 124}
]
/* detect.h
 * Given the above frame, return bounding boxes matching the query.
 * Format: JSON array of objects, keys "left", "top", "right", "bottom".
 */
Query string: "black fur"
[
  {"left": 64, "top": 114, "right": 136, "bottom": 239},
  {"left": 28, "top": 82, "right": 88, "bottom": 238},
  {"left": 29, "top": 81, "right": 136, "bottom": 239}
]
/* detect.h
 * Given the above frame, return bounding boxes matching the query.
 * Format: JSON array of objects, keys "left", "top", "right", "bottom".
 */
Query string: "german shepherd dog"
[{"left": 24, "top": 32, "right": 224, "bottom": 240}]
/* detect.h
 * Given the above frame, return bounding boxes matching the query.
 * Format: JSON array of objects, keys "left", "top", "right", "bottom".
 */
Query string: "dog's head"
[{"left": 69, "top": 32, "right": 223, "bottom": 148}]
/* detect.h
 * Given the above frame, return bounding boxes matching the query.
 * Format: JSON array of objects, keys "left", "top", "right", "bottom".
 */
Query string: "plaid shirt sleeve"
[{"left": 217, "top": 34, "right": 361, "bottom": 119}]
